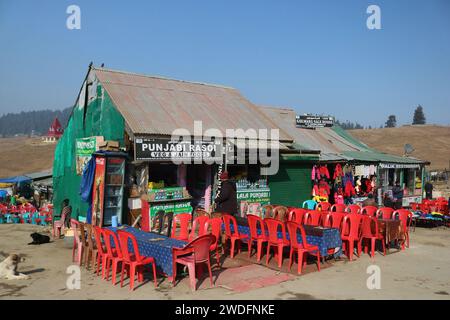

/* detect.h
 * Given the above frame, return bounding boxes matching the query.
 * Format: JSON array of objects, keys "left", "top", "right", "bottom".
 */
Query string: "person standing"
[
  {"left": 392, "top": 180, "right": 404, "bottom": 209},
  {"left": 214, "top": 171, "right": 238, "bottom": 216},
  {"left": 424, "top": 181, "right": 433, "bottom": 200}
]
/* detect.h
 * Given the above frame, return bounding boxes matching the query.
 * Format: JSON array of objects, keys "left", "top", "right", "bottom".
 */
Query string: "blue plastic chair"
[
  {"left": 31, "top": 212, "right": 40, "bottom": 225},
  {"left": 5, "top": 214, "right": 12, "bottom": 223},
  {"left": 22, "top": 212, "right": 31, "bottom": 224},
  {"left": 302, "top": 200, "right": 317, "bottom": 210},
  {"left": 12, "top": 216, "right": 20, "bottom": 224},
  {"left": 39, "top": 214, "right": 47, "bottom": 225},
  {"left": 0, "top": 215, "right": 4, "bottom": 224}
]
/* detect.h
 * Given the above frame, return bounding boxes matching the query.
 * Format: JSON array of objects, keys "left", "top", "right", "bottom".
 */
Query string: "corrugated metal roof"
[
  {"left": 93, "top": 67, "right": 292, "bottom": 141},
  {"left": 259, "top": 106, "right": 426, "bottom": 164}
]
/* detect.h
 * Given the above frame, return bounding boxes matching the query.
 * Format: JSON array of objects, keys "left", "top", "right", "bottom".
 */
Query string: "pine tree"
[
  {"left": 385, "top": 115, "right": 397, "bottom": 128},
  {"left": 412, "top": 105, "right": 426, "bottom": 125}
]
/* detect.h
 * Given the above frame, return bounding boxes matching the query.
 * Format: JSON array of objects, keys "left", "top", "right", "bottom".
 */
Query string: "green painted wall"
[
  {"left": 52, "top": 82, "right": 125, "bottom": 220},
  {"left": 268, "top": 162, "right": 312, "bottom": 207}
]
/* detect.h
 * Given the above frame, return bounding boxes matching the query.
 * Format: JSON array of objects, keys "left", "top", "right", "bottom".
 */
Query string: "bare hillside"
[
  {"left": 350, "top": 125, "right": 450, "bottom": 170},
  {"left": 0, "top": 137, "right": 55, "bottom": 178}
]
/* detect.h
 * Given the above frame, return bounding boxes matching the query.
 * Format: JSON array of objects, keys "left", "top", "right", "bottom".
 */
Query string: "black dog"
[{"left": 28, "top": 232, "right": 50, "bottom": 245}]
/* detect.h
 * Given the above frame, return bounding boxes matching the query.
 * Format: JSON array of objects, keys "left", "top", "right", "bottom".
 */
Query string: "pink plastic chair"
[
  {"left": 247, "top": 214, "right": 268, "bottom": 262},
  {"left": 361, "top": 206, "right": 378, "bottom": 217},
  {"left": 171, "top": 213, "right": 192, "bottom": 241},
  {"left": 117, "top": 230, "right": 157, "bottom": 290},
  {"left": 71, "top": 219, "right": 84, "bottom": 266},
  {"left": 172, "top": 234, "right": 216, "bottom": 291},
  {"left": 264, "top": 218, "right": 290, "bottom": 268},
  {"left": 222, "top": 214, "right": 248, "bottom": 258},
  {"left": 53, "top": 209, "right": 68, "bottom": 238},
  {"left": 286, "top": 221, "right": 320, "bottom": 274}
]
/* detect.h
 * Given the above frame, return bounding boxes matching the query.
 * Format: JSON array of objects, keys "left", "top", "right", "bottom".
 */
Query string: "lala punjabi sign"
[
  {"left": 296, "top": 115, "right": 334, "bottom": 128},
  {"left": 135, "top": 137, "right": 222, "bottom": 162}
]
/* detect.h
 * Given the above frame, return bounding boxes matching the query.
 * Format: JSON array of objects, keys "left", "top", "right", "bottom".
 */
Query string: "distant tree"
[
  {"left": 412, "top": 105, "right": 426, "bottom": 125},
  {"left": 0, "top": 107, "right": 71, "bottom": 137},
  {"left": 385, "top": 115, "right": 397, "bottom": 128},
  {"left": 335, "top": 119, "right": 364, "bottom": 130}
]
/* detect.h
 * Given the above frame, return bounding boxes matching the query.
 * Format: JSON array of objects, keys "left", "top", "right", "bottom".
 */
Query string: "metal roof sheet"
[
  {"left": 93, "top": 67, "right": 291, "bottom": 141},
  {"left": 259, "top": 106, "right": 426, "bottom": 165}
]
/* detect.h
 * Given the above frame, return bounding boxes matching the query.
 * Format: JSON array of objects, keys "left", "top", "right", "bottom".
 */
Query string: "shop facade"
[{"left": 53, "top": 65, "right": 292, "bottom": 225}]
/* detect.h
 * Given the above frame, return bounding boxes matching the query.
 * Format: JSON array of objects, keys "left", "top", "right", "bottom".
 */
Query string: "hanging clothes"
[
  {"left": 333, "top": 163, "right": 344, "bottom": 180},
  {"left": 342, "top": 172, "right": 354, "bottom": 187},
  {"left": 334, "top": 187, "right": 345, "bottom": 205},
  {"left": 319, "top": 165, "right": 330, "bottom": 179},
  {"left": 311, "top": 165, "right": 321, "bottom": 181},
  {"left": 318, "top": 179, "right": 331, "bottom": 196},
  {"left": 344, "top": 180, "right": 356, "bottom": 198}
]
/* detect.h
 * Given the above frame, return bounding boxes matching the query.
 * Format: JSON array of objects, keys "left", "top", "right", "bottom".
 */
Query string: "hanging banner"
[
  {"left": 75, "top": 136, "right": 103, "bottom": 175},
  {"left": 296, "top": 115, "right": 334, "bottom": 128},
  {"left": 134, "top": 137, "right": 222, "bottom": 162}
]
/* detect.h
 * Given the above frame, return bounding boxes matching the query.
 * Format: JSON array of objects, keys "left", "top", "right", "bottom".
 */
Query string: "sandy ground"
[
  {"left": 0, "top": 137, "right": 54, "bottom": 177},
  {"left": 0, "top": 224, "right": 449, "bottom": 300},
  {"left": 351, "top": 125, "right": 450, "bottom": 171}
]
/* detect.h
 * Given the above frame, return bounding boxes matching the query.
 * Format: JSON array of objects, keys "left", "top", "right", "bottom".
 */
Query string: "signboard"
[
  {"left": 76, "top": 137, "right": 102, "bottom": 175},
  {"left": 135, "top": 137, "right": 222, "bottom": 162},
  {"left": 296, "top": 115, "right": 334, "bottom": 128},
  {"left": 237, "top": 188, "right": 271, "bottom": 217},
  {"left": 379, "top": 163, "right": 420, "bottom": 169}
]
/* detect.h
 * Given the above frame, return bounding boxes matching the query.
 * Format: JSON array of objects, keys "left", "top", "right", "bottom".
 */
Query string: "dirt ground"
[
  {"left": 0, "top": 137, "right": 55, "bottom": 178},
  {"left": 0, "top": 224, "right": 449, "bottom": 300},
  {"left": 351, "top": 125, "right": 450, "bottom": 171}
]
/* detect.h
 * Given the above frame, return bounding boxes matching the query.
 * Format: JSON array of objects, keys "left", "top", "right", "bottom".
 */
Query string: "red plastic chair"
[
  {"left": 359, "top": 216, "right": 385, "bottom": 258},
  {"left": 317, "top": 202, "right": 331, "bottom": 212},
  {"left": 171, "top": 213, "right": 192, "bottom": 241},
  {"left": 172, "top": 234, "right": 216, "bottom": 291},
  {"left": 346, "top": 204, "right": 361, "bottom": 215},
  {"left": 392, "top": 209, "right": 413, "bottom": 249},
  {"left": 189, "top": 215, "right": 209, "bottom": 241},
  {"left": 102, "top": 228, "right": 124, "bottom": 284},
  {"left": 410, "top": 203, "right": 420, "bottom": 211},
  {"left": 286, "top": 221, "right": 320, "bottom": 274},
  {"left": 204, "top": 217, "right": 223, "bottom": 267},
  {"left": 341, "top": 214, "right": 363, "bottom": 261},
  {"left": 222, "top": 214, "right": 248, "bottom": 258},
  {"left": 287, "top": 208, "right": 307, "bottom": 225},
  {"left": 117, "top": 230, "right": 157, "bottom": 291},
  {"left": 264, "top": 218, "right": 290, "bottom": 268},
  {"left": 331, "top": 204, "right": 346, "bottom": 213},
  {"left": 70, "top": 219, "right": 84, "bottom": 266},
  {"left": 304, "top": 210, "right": 322, "bottom": 226},
  {"left": 247, "top": 214, "right": 268, "bottom": 262},
  {"left": 377, "top": 207, "right": 395, "bottom": 220},
  {"left": 321, "top": 212, "right": 333, "bottom": 228},
  {"left": 330, "top": 212, "right": 346, "bottom": 231},
  {"left": 92, "top": 226, "right": 108, "bottom": 276},
  {"left": 361, "top": 206, "right": 378, "bottom": 217}
]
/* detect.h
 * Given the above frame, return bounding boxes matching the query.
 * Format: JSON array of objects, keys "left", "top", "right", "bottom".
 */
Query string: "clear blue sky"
[{"left": 1, "top": 0, "right": 449, "bottom": 127}]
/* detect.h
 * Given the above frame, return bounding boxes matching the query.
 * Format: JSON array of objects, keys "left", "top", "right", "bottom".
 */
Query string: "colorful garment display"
[{"left": 333, "top": 163, "right": 344, "bottom": 180}]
